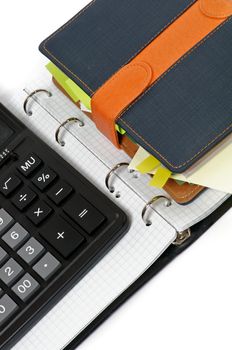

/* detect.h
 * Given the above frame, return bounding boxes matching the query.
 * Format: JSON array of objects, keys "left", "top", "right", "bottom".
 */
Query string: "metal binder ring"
[
  {"left": 55, "top": 117, "right": 84, "bottom": 146},
  {"left": 23, "top": 89, "right": 52, "bottom": 116},
  {"left": 142, "top": 195, "right": 172, "bottom": 226},
  {"left": 105, "top": 163, "right": 129, "bottom": 193}
]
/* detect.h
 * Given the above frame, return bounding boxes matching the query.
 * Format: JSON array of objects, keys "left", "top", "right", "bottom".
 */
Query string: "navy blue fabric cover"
[
  {"left": 118, "top": 18, "right": 232, "bottom": 172},
  {"left": 40, "top": 0, "right": 195, "bottom": 95}
]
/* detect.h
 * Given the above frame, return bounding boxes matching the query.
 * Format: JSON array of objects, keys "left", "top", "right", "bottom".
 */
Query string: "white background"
[{"left": 0, "top": 1, "right": 232, "bottom": 349}]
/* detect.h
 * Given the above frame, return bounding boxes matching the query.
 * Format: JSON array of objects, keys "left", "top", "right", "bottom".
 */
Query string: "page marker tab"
[
  {"left": 149, "top": 167, "right": 172, "bottom": 188},
  {"left": 137, "top": 156, "right": 160, "bottom": 174},
  {"left": 46, "top": 62, "right": 91, "bottom": 109}
]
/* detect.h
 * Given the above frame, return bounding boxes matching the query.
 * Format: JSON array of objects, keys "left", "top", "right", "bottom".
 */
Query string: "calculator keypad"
[{"left": 0, "top": 152, "right": 108, "bottom": 330}]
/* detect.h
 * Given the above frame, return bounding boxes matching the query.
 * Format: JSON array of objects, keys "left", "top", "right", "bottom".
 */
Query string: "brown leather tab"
[
  {"left": 91, "top": 62, "right": 153, "bottom": 148},
  {"left": 200, "top": 0, "right": 232, "bottom": 18}
]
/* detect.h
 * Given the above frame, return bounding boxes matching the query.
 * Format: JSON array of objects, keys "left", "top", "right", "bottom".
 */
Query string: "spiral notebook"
[{"left": 4, "top": 64, "right": 229, "bottom": 349}]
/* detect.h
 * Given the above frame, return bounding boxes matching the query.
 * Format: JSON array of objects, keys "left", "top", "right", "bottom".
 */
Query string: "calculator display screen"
[{"left": 0, "top": 120, "right": 14, "bottom": 147}]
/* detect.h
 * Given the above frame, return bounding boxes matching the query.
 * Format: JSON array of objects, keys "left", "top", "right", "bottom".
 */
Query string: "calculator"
[{"left": 0, "top": 104, "right": 129, "bottom": 349}]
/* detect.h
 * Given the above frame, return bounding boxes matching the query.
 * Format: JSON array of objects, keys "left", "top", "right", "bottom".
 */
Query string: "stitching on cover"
[
  {"left": 42, "top": 0, "right": 97, "bottom": 94},
  {"left": 118, "top": 18, "right": 232, "bottom": 170},
  {"left": 42, "top": 0, "right": 196, "bottom": 96}
]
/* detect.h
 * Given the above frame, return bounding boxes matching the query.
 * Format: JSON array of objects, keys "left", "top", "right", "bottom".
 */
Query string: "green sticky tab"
[
  {"left": 65, "top": 79, "right": 91, "bottom": 109},
  {"left": 137, "top": 156, "right": 160, "bottom": 174},
  {"left": 46, "top": 62, "right": 67, "bottom": 85},
  {"left": 149, "top": 167, "right": 172, "bottom": 188},
  {"left": 46, "top": 62, "right": 91, "bottom": 110},
  {"left": 115, "top": 125, "right": 126, "bottom": 135}
]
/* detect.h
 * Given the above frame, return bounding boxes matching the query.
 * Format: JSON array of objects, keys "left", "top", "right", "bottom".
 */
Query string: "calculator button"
[
  {"left": 2, "top": 223, "right": 29, "bottom": 251},
  {"left": 0, "top": 209, "right": 14, "bottom": 236},
  {"left": 33, "top": 253, "right": 61, "bottom": 281},
  {"left": 0, "top": 295, "right": 18, "bottom": 327},
  {"left": 18, "top": 153, "right": 42, "bottom": 177},
  {"left": 12, "top": 273, "right": 40, "bottom": 302},
  {"left": 0, "top": 174, "right": 22, "bottom": 197},
  {"left": 17, "top": 238, "right": 45, "bottom": 265},
  {"left": 47, "top": 181, "right": 73, "bottom": 205},
  {"left": 40, "top": 217, "right": 85, "bottom": 258},
  {"left": 0, "top": 259, "right": 23, "bottom": 286},
  {"left": 27, "top": 201, "right": 52, "bottom": 225},
  {"left": 12, "top": 187, "right": 37, "bottom": 211},
  {"left": 63, "top": 195, "right": 106, "bottom": 235},
  {"left": 0, "top": 247, "right": 8, "bottom": 265},
  {"left": 32, "top": 167, "right": 57, "bottom": 191}
]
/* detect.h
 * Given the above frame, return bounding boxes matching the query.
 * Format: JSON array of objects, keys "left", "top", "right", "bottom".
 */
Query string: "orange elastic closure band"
[
  {"left": 200, "top": 0, "right": 232, "bottom": 18},
  {"left": 91, "top": 0, "right": 230, "bottom": 148},
  {"left": 91, "top": 62, "right": 152, "bottom": 148}
]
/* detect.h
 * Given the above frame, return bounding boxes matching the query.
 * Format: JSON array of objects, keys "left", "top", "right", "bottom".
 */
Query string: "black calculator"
[{"left": 0, "top": 104, "right": 129, "bottom": 349}]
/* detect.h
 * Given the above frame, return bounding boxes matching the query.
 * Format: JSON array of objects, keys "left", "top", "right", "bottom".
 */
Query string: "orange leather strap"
[{"left": 91, "top": 0, "right": 231, "bottom": 148}]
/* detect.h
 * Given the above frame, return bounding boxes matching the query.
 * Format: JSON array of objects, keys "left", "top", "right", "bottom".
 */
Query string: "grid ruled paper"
[
  {"left": 7, "top": 92, "right": 176, "bottom": 350},
  {"left": 23, "top": 65, "right": 230, "bottom": 232}
]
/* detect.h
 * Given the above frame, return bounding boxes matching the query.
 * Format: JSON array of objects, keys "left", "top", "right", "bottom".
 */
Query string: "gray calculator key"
[
  {"left": 0, "top": 259, "right": 23, "bottom": 286},
  {"left": 17, "top": 238, "right": 45, "bottom": 265},
  {"left": 0, "top": 209, "right": 14, "bottom": 236},
  {"left": 12, "top": 273, "right": 40, "bottom": 302},
  {"left": 2, "top": 223, "right": 29, "bottom": 250},
  {"left": 0, "top": 295, "right": 18, "bottom": 327},
  {"left": 33, "top": 253, "right": 61, "bottom": 281},
  {"left": 0, "top": 247, "right": 8, "bottom": 265}
]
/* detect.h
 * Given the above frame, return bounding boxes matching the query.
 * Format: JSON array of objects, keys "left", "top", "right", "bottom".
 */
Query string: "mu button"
[
  {"left": 39, "top": 217, "right": 85, "bottom": 258},
  {"left": 63, "top": 195, "right": 106, "bottom": 235}
]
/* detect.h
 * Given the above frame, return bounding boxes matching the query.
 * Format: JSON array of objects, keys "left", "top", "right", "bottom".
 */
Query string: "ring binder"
[
  {"left": 23, "top": 89, "right": 52, "bottom": 116},
  {"left": 105, "top": 163, "right": 130, "bottom": 193},
  {"left": 142, "top": 195, "right": 172, "bottom": 226},
  {"left": 55, "top": 117, "right": 84, "bottom": 146}
]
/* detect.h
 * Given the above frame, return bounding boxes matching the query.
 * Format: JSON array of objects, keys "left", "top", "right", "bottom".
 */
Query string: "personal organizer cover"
[{"left": 40, "top": 0, "right": 232, "bottom": 173}]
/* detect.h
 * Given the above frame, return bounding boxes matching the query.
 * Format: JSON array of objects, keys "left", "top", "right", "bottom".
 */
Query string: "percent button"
[{"left": 32, "top": 167, "right": 57, "bottom": 191}]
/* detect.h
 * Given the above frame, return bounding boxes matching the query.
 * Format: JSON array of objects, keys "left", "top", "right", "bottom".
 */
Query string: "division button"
[
  {"left": 0, "top": 295, "right": 19, "bottom": 327},
  {"left": 40, "top": 216, "right": 84, "bottom": 258},
  {"left": 0, "top": 209, "right": 14, "bottom": 236},
  {"left": 11, "top": 187, "right": 37, "bottom": 211},
  {"left": 2, "top": 223, "right": 29, "bottom": 250},
  {"left": 17, "top": 153, "right": 42, "bottom": 177},
  {"left": 0, "top": 174, "right": 22, "bottom": 197},
  {"left": 0, "top": 259, "right": 23, "bottom": 286},
  {"left": 33, "top": 253, "right": 61, "bottom": 281},
  {"left": 63, "top": 195, "right": 106, "bottom": 234},
  {"left": 12, "top": 273, "right": 40, "bottom": 302},
  {"left": 17, "top": 238, "right": 45, "bottom": 265}
]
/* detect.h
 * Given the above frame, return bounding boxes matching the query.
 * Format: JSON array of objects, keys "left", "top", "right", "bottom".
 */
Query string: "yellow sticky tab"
[
  {"left": 115, "top": 125, "right": 126, "bottom": 135},
  {"left": 46, "top": 62, "right": 91, "bottom": 110},
  {"left": 137, "top": 156, "right": 160, "bottom": 174},
  {"left": 65, "top": 79, "right": 91, "bottom": 109},
  {"left": 46, "top": 62, "right": 67, "bottom": 85},
  {"left": 149, "top": 167, "right": 172, "bottom": 188}
]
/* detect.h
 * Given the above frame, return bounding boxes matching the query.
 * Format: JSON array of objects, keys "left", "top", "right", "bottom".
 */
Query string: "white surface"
[{"left": 0, "top": 1, "right": 232, "bottom": 350}]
